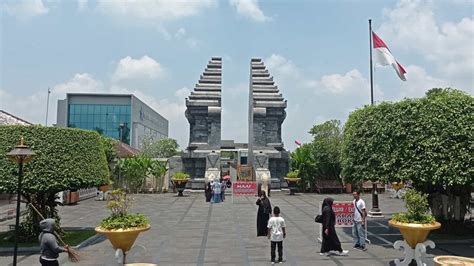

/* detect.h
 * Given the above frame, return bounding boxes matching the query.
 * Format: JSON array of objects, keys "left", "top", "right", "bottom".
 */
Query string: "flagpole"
[
  {"left": 368, "top": 19, "right": 383, "bottom": 218},
  {"left": 369, "top": 19, "right": 374, "bottom": 105},
  {"left": 45, "top": 87, "right": 51, "bottom": 126}
]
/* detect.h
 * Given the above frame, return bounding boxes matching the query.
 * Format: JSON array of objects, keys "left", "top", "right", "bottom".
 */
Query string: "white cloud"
[
  {"left": 265, "top": 54, "right": 302, "bottom": 80},
  {"left": 112, "top": 56, "right": 165, "bottom": 82},
  {"left": 77, "top": 0, "right": 88, "bottom": 11},
  {"left": 397, "top": 65, "right": 449, "bottom": 98},
  {"left": 96, "top": 0, "right": 217, "bottom": 21},
  {"left": 229, "top": 0, "right": 271, "bottom": 22},
  {"left": 318, "top": 69, "right": 369, "bottom": 95},
  {"left": 378, "top": 0, "right": 474, "bottom": 84},
  {"left": 174, "top": 87, "right": 191, "bottom": 98},
  {"left": 174, "top": 28, "right": 187, "bottom": 39},
  {"left": 2, "top": 0, "right": 49, "bottom": 20},
  {"left": 52, "top": 73, "right": 103, "bottom": 95}
]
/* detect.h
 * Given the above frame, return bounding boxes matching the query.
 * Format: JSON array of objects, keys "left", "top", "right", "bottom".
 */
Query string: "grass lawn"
[{"left": 0, "top": 229, "right": 96, "bottom": 248}]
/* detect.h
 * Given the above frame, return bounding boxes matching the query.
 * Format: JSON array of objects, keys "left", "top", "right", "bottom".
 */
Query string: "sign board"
[
  {"left": 332, "top": 202, "right": 355, "bottom": 227},
  {"left": 232, "top": 181, "right": 257, "bottom": 203},
  {"left": 317, "top": 201, "right": 370, "bottom": 244},
  {"left": 232, "top": 181, "right": 257, "bottom": 195}
]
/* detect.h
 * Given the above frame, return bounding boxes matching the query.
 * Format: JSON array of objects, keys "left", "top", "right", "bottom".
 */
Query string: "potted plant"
[
  {"left": 66, "top": 188, "right": 79, "bottom": 205},
  {"left": 95, "top": 189, "right": 150, "bottom": 254},
  {"left": 391, "top": 181, "right": 404, "bottom": 199},
  {"left": 388, "top": 189, "right": 441, "bottom": 249},
  {"left": 284, "top": 170, "right": 301, "bottom": 195},
  {"left": 171, "top": 172, "right": 190, "bottom": 196},
  {"left": 99, "top": 177, "right": 114, "bottom": 193}
]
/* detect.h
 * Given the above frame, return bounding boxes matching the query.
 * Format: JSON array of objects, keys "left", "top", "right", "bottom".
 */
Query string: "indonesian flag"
[
  {"left": 294, "top": 140, "right": 302, "bottom": 146},
  {"left": 372, "top": 31, "right": 407, "bottom": 81}
]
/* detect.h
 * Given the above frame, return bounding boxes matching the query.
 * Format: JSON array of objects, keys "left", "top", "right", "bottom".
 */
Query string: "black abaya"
[
  {"left": 256, "top": 197, "right": 272, "bottom": 236},
  {"left": 205, "top": 183, "right": 212, "bottom": 202},
  {"left": 320, "top": 198, "right": 343, "bottom": 253}
]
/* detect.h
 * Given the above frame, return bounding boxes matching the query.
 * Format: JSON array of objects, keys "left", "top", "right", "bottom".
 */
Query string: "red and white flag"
[{"left": 372, "top": 31, "right": 407, "bottom": 81}]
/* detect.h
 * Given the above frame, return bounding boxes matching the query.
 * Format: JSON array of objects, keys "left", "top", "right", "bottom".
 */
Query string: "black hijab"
[{"left": 322, "top": 197, "right": 334, "bottom": 210}]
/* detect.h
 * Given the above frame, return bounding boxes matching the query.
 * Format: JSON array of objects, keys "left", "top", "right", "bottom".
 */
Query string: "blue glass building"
[{"left": 56, "top": 93, "right": 168, "bottom": 149}]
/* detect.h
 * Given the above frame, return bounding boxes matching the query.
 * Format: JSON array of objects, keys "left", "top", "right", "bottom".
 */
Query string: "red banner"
[
  {"left": 332, "top": 201, "right": 355, "bottom": 227},
  {"left": 232, "top": 182, "right": 257, "bottom": 195}
]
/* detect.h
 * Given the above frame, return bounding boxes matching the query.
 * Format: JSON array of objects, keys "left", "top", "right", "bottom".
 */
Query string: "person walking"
[
  {"left": 39, "top": 218, "right": 69, "bottom": 266},
  {"left": 267, "top": 206, "right": 286, "bottom": 264},
  {"left": 212, "top": 179, "right": 221, "bottom": 203},
  {"left": 220, "top": 179, "right": 226, "bottom": 202},
  {"left": 352, "top": 191, "right": 367, "bottom": 251},
  {"left": 205, "top": 182, "right": 212, "bottom": 202},
  {"left": 256, "top": 191, "right": 272, "bottom": 236},
  {"left": 320, "top": 197, "right": 348, "bottom": 256}
]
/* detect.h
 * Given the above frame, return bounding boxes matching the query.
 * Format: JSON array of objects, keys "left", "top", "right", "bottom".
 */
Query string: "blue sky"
[{"left": 1, "top": 0, "right": 473, "bottom": 150}]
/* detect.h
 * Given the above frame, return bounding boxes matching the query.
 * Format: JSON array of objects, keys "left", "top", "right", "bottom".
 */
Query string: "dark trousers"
[
  {"left": 270, "top": 241, "right": 283, "bottom": 262},
  {"left": 40, "top": 257, "right": 59, "bottom": 266}
]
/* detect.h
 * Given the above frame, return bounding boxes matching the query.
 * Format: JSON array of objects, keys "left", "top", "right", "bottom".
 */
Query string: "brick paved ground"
[{"left": 1, "top": 191, "right": 472, "bottom": 265}]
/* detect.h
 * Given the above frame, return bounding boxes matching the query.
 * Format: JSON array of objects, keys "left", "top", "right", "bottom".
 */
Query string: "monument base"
[{"left": 368, "top": 210, "right": 384, "bottom": 218}]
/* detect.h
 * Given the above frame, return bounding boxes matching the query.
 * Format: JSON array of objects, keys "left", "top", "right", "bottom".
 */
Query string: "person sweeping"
[
  {"left": 39, "top": 218, "right": 69, "bottom": 266},
  {"left": 29, "top": 203, "right": 80, "bottom": 264}
]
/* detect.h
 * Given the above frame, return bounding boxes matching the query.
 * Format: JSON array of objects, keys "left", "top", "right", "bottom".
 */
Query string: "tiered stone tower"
[
  {"left": 249, "top": 58, "right": 287, "bottom": 149},
  {"left": 173, "top": 57, "right": 223, "bottom": 189},
  {"left": 249, "top": 58, "right": 289, "bottom": 188},
  {"left": 169, "top": 57, "right": 289, "bottom": 191},
  {"left": 185, "top": 57, "right": 222, "bottom": 149}
]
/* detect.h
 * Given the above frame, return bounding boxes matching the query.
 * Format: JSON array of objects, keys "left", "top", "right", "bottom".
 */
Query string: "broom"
[{"left": 28, "top": 203, "right": 81, "bottom": 262}]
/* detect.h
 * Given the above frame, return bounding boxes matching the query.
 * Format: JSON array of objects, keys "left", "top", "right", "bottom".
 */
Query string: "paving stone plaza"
[{"left": 1, "top": 192, "right": 472, "bottom": 266}]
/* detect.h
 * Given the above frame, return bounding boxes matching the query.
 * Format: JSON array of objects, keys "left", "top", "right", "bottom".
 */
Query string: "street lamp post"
[
  {"left": 118, "top": 122, "right": 126, "bottom": 143},
  {"left": 6, "top": 137, "right": 36, "bottom": 266}
]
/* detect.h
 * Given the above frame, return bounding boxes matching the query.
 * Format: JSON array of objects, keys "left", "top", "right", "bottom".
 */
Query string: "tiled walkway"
[{"left": 1, "top": 192, "right": 471, "bottom": 265}]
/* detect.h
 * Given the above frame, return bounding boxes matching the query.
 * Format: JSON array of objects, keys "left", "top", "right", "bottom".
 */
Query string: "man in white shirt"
[
  {"left": 267, "top": 206, "right": 286, "bottom": 264},
  {"left": 352, "top": 191, "right": 367, "bottom": 251}
]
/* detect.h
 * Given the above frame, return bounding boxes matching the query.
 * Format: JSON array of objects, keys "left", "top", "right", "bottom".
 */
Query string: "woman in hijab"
[
  {"left": 212, "top": 179, "right": 221, "bottom": 203},
  {"left": 205, "top": 182, "right": 212, "bottom": 202},
  {"left": 320, "top": 197, "right": 348, "bottom": 256},
  {"left": 256, "top": 191, "right": 272, "bottom": 236}
]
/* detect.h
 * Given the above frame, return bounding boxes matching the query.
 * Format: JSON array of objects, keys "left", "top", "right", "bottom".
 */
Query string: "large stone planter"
[
  {"left": 95, "top": 224, "right": 150, "bottom": 252},
  {"left": 388, "top": 220, "right": 441, "bottom": 248},
  {"left": 389, "top": 220, "right": 441, "bottom": 265},
  {"left": 434, "top": 256, "right": 474, "bottom": 266},
  {"left": 284, "top": 178, "right": 301, "bottom": 195},
  {"left": 171, "top": 179, "right": 189, "bottom": 196}
]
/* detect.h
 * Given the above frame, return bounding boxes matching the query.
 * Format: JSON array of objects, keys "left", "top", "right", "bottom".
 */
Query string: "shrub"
[
  {"left": 342, "top": 88, "right": 473, "bottom": 231},
  {"left": 0, "top": 125, "right": 109, "bottom": 238},
  {"left": 392, "top": 189, "right": 435, "bottom": 224},
  {"left": 172, "top": 172, "right": 190, "bottom": 180},
  {"left": 286, "top": 170, "right": 299, "bottom": 179},
  {"left": 100, "top": 189, "right": 149, "bottom": 230}
]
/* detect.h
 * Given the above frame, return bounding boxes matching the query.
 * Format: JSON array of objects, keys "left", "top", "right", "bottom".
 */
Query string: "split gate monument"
[{"left": 169, "top": 57, "right": 289, "bottom": 190}]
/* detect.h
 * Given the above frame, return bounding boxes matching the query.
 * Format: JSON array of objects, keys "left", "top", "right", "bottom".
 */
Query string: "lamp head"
[{"left": 6, "top": 137, "right": 36, "bottom": 164}]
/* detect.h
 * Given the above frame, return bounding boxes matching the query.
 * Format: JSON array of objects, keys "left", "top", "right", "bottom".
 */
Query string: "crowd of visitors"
[{"left": 205, "top": 179, "right": 227, "bottom": 203}]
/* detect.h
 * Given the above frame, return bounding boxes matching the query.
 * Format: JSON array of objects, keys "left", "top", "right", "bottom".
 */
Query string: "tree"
[
  {"left": 149, "top": 160, "right": 167, "bottom": 192},
  {"left": 100, "top": 136, "right": 118, "bottom": 185},
  {"left": 141, "top": 137, "right": 179, "bottom": 159},
  {"left": 0, "top": 126, "right": 109, "bottom": 238},
  {"left": 290, "top": 143, "right": 316, "bottom": 191},
  {"left": 309, "top": 120, "right": 343, "bottom": 181},
  {"left": 290, "top": 120, "right": 344, "bottom": 192},
  {"left": 117, "top": 154, "right": 151, "bottom": 193},
  {"left": 342, "top": 88, "right": 473, "bottom": 232}
]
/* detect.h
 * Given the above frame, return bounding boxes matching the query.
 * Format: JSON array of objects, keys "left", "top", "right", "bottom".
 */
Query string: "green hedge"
[
  {"left": 342, "top": 88, "right": 473, "bottom": 186},
  {"left": 0, "top": 125, "right": 109, "bottom": 194},
  {"left": 341, "top": 88, "right": 473, "bottom": 229}
]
